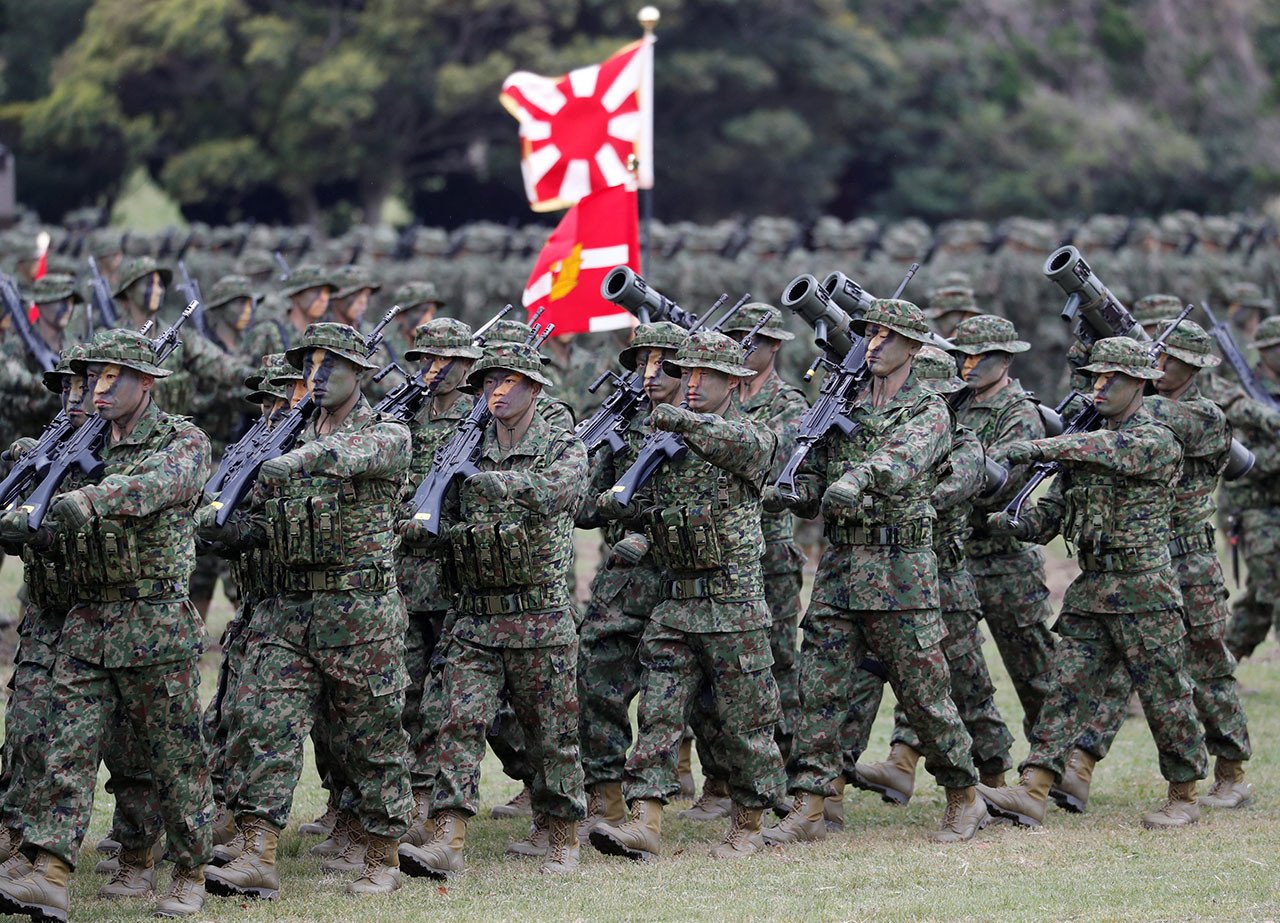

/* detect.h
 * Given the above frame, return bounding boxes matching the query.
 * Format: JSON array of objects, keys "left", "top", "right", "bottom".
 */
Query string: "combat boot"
[
  {"left": 211, "top": 804, "right": 237, "bottom": 847},
  {"left": 346, "top": 833, "right": 401, "bottom": 896},
  {"left": 204, "top": 815, "right": 281, "bottom": 900},
  {"left": 98, "top": 846, "right": 156, "bottom": 899},
  {"left": 978, "top": 766, "right": 1054, "bottom": 828},
  {"left": 1049, "top": 748, "right": 1097, "bottom": 813},
  {"left": 299, "top": 798, "right": 338, "bottom": 837},
  {"left": 321, "top": 814, "right": 367, "bottom": 873},
  {"left": 824, "top": 776, "right": 846, "bottom": 832},
  {"left": 0, "top": 828, "right": 20, "bottom": 864},
  {"left": 711, "top": 804, "right": 765, "bottom": 860},
  {"left": 853, "top": 743, "right": 921, "bottom": 806},
  {"left": 400, "top": 790, "right": 433, "bottom": 846},
  {"left": 311, "top": 809, "right": 359, "bottom": 859},
  {"left": 678, "top": 777, "right": 732, "bottom": 821},
  {"left": 1199, "top": 759, "right": 1253, "bottom": 809},
  {"left": 506, "top": 813, "right": 549, "bottom": 858},
  {"left": 491, "top": 785, "right": 532, "bottom": 819},
  {"left": 677, "top": 739, "right": 697, "bottom": 799},
  {"left": 1141, "top": 781, "right": 1200, "bottom": 829},
  {"left": 762, "top": 792, "right": 826, "bottom": 846},
  {"left": 590, "top": 798, "right": 662, "bottom": 862},
  {"left": 539, "top": 818, "right": 580, "bottom": 875},
  {"left": 96, "top": 834, "right": 121, "bottom": 855},
  {"left": 398, "top": 809, "right": 467, "bottom": 880},
  {"left": 580, "top": 782, "right": 626, "bottom": 843},
  {"left": 0, "top": 849, "right": 71, "bottom": 923},
  {"left": 930, "top": 787, "right": 990, "bottom": 844},
  {"left": 212, "top": 821, "right": 245, "bottom": 867},
  {"left": 154, "top": 865, "right": 205, "bottom": 918},
  {"left": 95, "top": 838, "right": 165, "bottom": 875}
]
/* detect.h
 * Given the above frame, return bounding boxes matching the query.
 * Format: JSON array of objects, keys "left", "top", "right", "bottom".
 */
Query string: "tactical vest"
[
  {"left": 22, "top": 537, "right": 74, "bottom": 613},
  {"left": 1063, "top": 472, "right": 1172, "bottom": 570}
]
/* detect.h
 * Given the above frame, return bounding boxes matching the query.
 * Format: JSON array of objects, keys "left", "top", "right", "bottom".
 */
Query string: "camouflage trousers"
[
  {"left": 404, "top": 610, "right": 446, "bottom": 792},
  {"left": 1075, "top": 565, "right": 1251, "bottom": 765},
  {"left": 226, "top": 595, "right": 413, "bottom": 839},
  {"left": 787, "top": 603, "right": 978, "bottom": 794},
  {"left": 0, "top": 626, "right": 60, "bottom": 833},
  {"left": 624, "top": 621, "right": 785, "bottom": 809},
  {"left": 1026, "top": 609, "right": 1208, "bottom": 783},
  {"left": 577, "top": 597, "right": 646, "bottom": 789},
  {"left": 973, "top": 551, "right": 1056, "bottom": 736},
  {"left": 202, "top": 612, "right": 254, "bottom": 806},
  {"left": 838, "top": 605, "right": 1014, "bottom": 777},
  {"left": 24, "top": 652, "right": 213, "bottom": 869},
  {"left": 430, "top": 633, "right": 584, "bottom": 821},
  {"left": 1226, "top": 507, "right": 1280, "bottom": 659}
]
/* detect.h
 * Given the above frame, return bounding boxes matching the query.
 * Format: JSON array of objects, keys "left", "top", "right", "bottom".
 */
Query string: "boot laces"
[
  {"left": 586, "top": 790, "right": 604, "bottom": 819},
  {"left": 726, "top": 807, "right": 750, "bottom": 847},
  {"left": 942, "top": 793, "right": 962, "bottom": 829},
  {"left": 546, "top": 820, "right": 572, "bottom": 863},
  {"left": 108, "top": 852, "right": 149, "bottom": 887}
]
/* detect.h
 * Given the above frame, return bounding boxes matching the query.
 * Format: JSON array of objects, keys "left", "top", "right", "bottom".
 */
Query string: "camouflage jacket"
[
  {"left": 0, "top": 336, "right": 59, "bottom": 448},
  {"left": 537, "top": 394, "right": 576, "bottom": 432},
  {"left": 189, "top": 322, "right": 285, "bottom": 456},
  {"left": 741, "top": 371, "right": 809, "bottom": 575},
  {"left": 933, "top": 423, "right": 985, "bottom": 612},
  {"left": 444, "top": 411, "right": 587, "bottom": 648},
  {"left": 1207, "top": 370, "right": 1280, "bottom": 510},
  {"left": 794, "top": 370, "right": 952, "bottom": 612},
  {"left": 396, "top": 390, "right": 475, "bottom": 614},
  {"left": 57, "top": 400, "right": 212, "bottom": 667},
  {"left": 1018, "top": 405, "right": 1183, "bottom": 614}
]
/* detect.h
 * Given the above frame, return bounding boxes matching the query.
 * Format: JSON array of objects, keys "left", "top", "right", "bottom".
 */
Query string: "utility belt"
[
  {"left": 79, "top": 578, "right": 187, "bottom": 604},
  {"left": 1076, "top": 545, "right": 1170, "bottom": 573},
  {"left": 825, "top": 518, "right": 931, "bottom": 548},
  {"left": 1167, "top": 523, "right": 1216, "bottom": 559},
  {"left": 457, "top": 583, "right": 567, "bottom": 615},
  {"left": 663, "top": 564, "right": 763, "bottom": 600},
  {"left": 280, "top": 564, "right": 395, "bottom": 594}
]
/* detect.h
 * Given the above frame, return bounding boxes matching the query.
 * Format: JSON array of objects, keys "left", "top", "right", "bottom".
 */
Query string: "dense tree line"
[{"left": 3, "top": 0, "right": 1280, "bottom": 229}]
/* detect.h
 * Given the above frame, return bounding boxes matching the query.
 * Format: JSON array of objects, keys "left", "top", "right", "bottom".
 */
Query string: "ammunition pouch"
[
  {"left": 23, "top": 542, "right": 73, "bottom": 613},
  {"left": 449, "top": 521, "right": 541, "bottom": 589},
  {"left": 936, "top": 533, "right": 967, "bottom": 571},
  {"left": 268, "top": 475, "right": 399, "bottom": 568},
  {"left": 824, "top": 518, "right": 931, "bottom": 548},
  {"left": 271, "top": 495, "right": 344, "bottom": 566},
  {"left": 645, "top": 505, "right": 725, "bottom": 572}
]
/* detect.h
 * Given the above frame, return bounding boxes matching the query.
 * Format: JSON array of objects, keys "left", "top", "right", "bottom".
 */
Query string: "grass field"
[{"left": 1, "top": 536, "right": 1278, "bottom": 922}]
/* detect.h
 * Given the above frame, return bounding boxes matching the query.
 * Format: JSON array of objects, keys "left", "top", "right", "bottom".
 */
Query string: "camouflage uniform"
[
  {"left": 21, "top": 330, "right": 215, "bottom": 871},
  {"left": 951, "top": 315, "right": 1056, "bottom": 736}
]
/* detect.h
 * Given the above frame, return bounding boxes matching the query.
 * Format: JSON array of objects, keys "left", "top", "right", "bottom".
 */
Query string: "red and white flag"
[
  {"left": 522, "top": 185, "right": 640, "bottom": 335},
  {"left": 500, "top": 39, "right": 654, "bottom": 212}
]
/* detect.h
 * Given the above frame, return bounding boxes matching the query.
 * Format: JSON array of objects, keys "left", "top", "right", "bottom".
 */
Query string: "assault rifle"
[
  {"left": 773, "top": 264, "right": 920, "bottom": 499},
  {"left": 0, "top": 273, "right": 58, "bottom": 373},
  {"left": 203, "top": 304, "right": 403, "bottom": 527},
  {"left": 576, "top": 277, "right": 736, "bottom": 457},
  {"left": 1004, "top": 306, "right": 1194, "bottom": 525},
  {"left": 177, "top": 261, "right": 218, "bottom": 350},
  {"left": 1200, "top": 301, "right": 1280, "bottom": 413},
  {"left": 86, "top": 255, "right": 120, "bottom": 328},
  {"left": 607, "top": 298, "right": 767, "bottom": 507},
  {"left": 409, "top": 309, "right": 550, "bottom": 534},
  {"left": 16, "top": 303, "right": 197, "bottom": 530}
]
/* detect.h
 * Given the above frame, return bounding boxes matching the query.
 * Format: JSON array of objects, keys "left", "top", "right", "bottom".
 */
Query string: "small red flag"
[{"left": 522, "top": 185, "right": 639, "bottom": 336}]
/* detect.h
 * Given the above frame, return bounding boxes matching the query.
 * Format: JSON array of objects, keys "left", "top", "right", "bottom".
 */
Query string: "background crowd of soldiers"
[{"left": 0, "top": 210, "right": 1273, "bottom": 921}]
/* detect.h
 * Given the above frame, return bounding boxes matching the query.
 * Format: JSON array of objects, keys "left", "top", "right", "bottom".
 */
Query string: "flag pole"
[{"left": 637, "top": 6, "right": 658, "bottom": 275}]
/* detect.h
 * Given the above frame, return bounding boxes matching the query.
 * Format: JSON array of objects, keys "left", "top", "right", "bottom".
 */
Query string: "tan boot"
[
  {"left": 400, "top": 790, "right": 434, "bottom": 847},
  {"left": 506, "top": 813, "right": 549, "bottom": 858},
  {"left": 677, "top": 739, "right": 697, "bottom": 800},
  {"left": 491, "top": 785, "right": 532, "bottom": 819},
  {"left": 212, "top": 820, "right": 245, "bottom": 867},
  {"left": 0, "top": 828, "right": 20, "bottom": 865},
  {"left": 1141, "top": 781, "right": 1200, "bottom": 829},
  {"left": 97, "top": 846, "right": 156, "bottom": 899},
  {"left": 0, "top": 849, "right": 71, "bottom": 923},
  {"left": 299, "top": 799, "right": 338, "bottom": 837},
  {"left": 930, "top": 787, "right": 990, "bottom": 844},
  {"left": 346, "top": 833, "right": 401, "bottom": 896},
  {"left": 1049, "top": 748, "right": 1097, "bottom": 814},
  {"left": 590, "top": 798, "right": 662, "bottom": 861},
  {"left": 539, "top": 817, "right": 580, "bottom": 875},
  {"left": 853, "top": 743, "right": 921, "bottom": 806},
  {"left": 978, "top": 766, "right": 1054, "bottom": 828},
  {"left": 95, "top": 835, "right": 121, "bottom": 855},
  {"left": 321, "top": 814, "right": 367, "bottom": 873},
  {"left": 205, "top": 816, "right": 281, "bottom": 900},
  {"left": 94, "top": 838, "right": 165, "bottom": 876},
  {"left": 711, "top": 804, "right": 765, "bottom": 860},
  {"left": 1199, "top": 759, "right": 1253, "bottom": 809},
  {"left": 398, "top": 810, "right": 467, "bottom": 880},
  {"left": 311, "top": 809, "right": 359, "bottom": 859},
  {"left": 154, "top": 865, "right": 205, "bottom": 917},
  {"left": 678, "top": 777, "right": 732, "bottom": 821},
  {"left": 762, "top": 792, "right": 826, "bottom": 846},
  {"left": 824, "top": 776, "right": 846, "bottom": 832},
  {"left": 211, "top": 804, "right": 237, "bottom": 847}
]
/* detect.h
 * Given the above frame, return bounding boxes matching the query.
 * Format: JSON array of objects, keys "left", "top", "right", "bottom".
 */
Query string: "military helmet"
[
  {"left": 1080, "top": 337, "right": 1161, "bottom": 380},
  {"left": 662, "top": 330, "right": 757, "bottom": 379},
  {"left": 619, "top": 321, "right": 691, "bottom": 371},
  {"left": 1160, "top": 320, "right": 1221, "bottom": 369},
  {"left": 1251, "top": 316, "right": 1280, "bottom": 349},
  {"left": 393, "top": 281, "right": 446, "bottom": 311},
  {"left": 851, "top": 299, "right": 934, "bottom": 344},
  {"left": 913, "top": 344, "right": 966, "bottom": 394},
  {"left": 718, "top": 302, "right": 793, "bottom": 341},
  {"left": 331, "top": 264, "right": 382, "bottom": 300},
  {"left": 405, "top": 318, "right": 482, "bottom": 360},
  {"left": 205, "top": 275, "right": 256, "bottom": 310},
  {"left": 285, "top": 322, "right": 378, "bottom": 371},
  {"left": 112, "top": 256, "right": 173, "bottom": 297},
  {"left": 73, "top": 328, "right": 171, "bottom": 378},
  {"left": 949, "top": 314, "right": 1031, "bottom": 355},
  {"left": 282, "top": 265, "right": 336, "bottom": 298},
  {"left": 465, "top": 343, "right": 556, "bottom": 391},
  {"left": 42, "top": 343, "right": 88, "bottom": 394},
  {"left": 30, "top": 273, "right": 82, "bottom": 305},
  {"left": 1132, "top": 294, "right": 1183, "bottom": 326}
]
